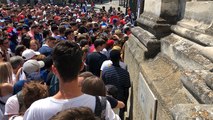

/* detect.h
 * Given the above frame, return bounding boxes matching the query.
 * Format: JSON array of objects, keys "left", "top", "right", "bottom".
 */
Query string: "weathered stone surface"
[
  {"left": 131, "top": 27, "right": 160, "bottom": 59},
  {"left": 171, "top": 1, "right": 213, "bottom": 46},
  {"left": 171, "top": 104, "right": 213, "bottom": 120},
  {"left": 181, "top": 70, "right": 213, "bottom": 104},
  {"left": 205, "top": 73, "right": 213, "bottom": 90},
  {"left": 161, "top": 34, "right": 213, "bottom": 70},
  {"left": 143, "top": 0, "right": 180, "bottom": 22},
  {"left": 137, "top": 13, "right": 171, "bottom": 38},
  {"left": 136, "top": 0, "right": 181, "bottom": 38},
  {"left": 125, "top": 0, "right": 213, "bottom": 119},
  {"left": 125, "top": 35, "right": 199, "bottom": 120}
]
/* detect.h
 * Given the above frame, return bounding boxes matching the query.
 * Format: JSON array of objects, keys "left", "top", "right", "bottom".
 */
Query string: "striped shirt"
[{"left": 102, "top": 66, "right": 131, "bottom": 102}]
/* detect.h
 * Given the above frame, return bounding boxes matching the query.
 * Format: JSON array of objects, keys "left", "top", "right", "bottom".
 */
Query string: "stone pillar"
[
  {"left": 125, "top": 0, "right": 213, "bottom": 120},
  {"left": 137, "top": 0, "right": 181, "bottom": 38}
]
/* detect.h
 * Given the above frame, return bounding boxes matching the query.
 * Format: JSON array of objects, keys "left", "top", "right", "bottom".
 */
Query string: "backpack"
[
  {"left": 95, "top": 96, "right": 107, "bottom": 120},
  {"left": 16, "top": 91, "right": 26, "bottom": 114}
]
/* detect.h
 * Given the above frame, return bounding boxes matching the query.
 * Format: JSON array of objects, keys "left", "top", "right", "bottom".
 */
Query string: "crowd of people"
[{"left": 0, "top": 2, "right": 133, "bottom": 120}]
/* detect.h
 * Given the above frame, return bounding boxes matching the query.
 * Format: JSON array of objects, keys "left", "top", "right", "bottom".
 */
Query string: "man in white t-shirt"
[{"left": 24, "top": 41, "right": 120, "bottom": 120}]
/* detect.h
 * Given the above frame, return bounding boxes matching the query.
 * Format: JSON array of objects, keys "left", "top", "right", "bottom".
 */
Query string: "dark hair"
[
  {"left": 124, "top": 27, "right": 130, "bottom": 34},
  {"left": 94, "top": 39, "right": 106, "bottom": 48},
  {"left": 79, "top": 39, "right": 88, "bottom": 48},
  {"left": 0, "top": 37, "right": 7, "bottom": 45},
  {"left": 105, "top": 85, "right": 118, "bottom": 98},
  {"left": 51, "top": 24, "right": 58, "bottom": 32},
  {"left": 15, "top": 45, "right": 26, "bottom": 56},
  {"left": 31, "top": 24, "right": 38, "bottom": 29},
  {"left": 52, "top": 41, "right": 83, "bottom": 82},
  {"left": 81, "top": 76, "right": 106, "bottom": 96},
  {"left": 78, "top": 26, "right": 88, "bottom": 34},
  {"left": 47, "top": 36, "right": 56, "bottom": 41},
  {"left": 21, "top": 35, "right": 31, "bottom": 48},
  {"left": 110, "top": 50, "right": 120, "bottom": 67},
  {"left": 64, "top": 29, "right": 73, "bottom": 38},
  {"left": 49, "top": 107, "right": 97, "bottom": 120},
  {"left": 43, "top": 29, "right": 51, "bottom": 39},
  {"left": 58, "top": 25, "right": 66, "bottom": 34}
]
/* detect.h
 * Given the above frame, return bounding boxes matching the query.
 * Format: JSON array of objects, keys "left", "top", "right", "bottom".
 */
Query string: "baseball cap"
[
  {"left": 23, "top": 60, "right": 44, "bottom": 74},
  {"left": 76, "top": 18, "right": 81, "bottom": 23},
  {"left": 22, "top": 49, "right": 40, "bottom": 60},
  {"left": 107, "top": 40, "right": 114, "bottom": 47}
]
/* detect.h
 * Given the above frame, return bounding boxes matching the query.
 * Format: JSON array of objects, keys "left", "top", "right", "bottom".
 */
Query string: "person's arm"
[
  {"left": 116, "top": 100, "right": 125, "bottom": 109},
  {"left": 15, "top": 67, "right": 22, "bottom": 82}
]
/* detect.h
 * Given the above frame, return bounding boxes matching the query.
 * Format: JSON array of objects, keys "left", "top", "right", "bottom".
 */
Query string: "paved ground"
[{"left": 93, "top": 0, "right": 126, "bottom": 13}]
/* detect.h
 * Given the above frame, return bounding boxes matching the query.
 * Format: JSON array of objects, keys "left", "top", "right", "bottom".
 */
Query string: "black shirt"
[{"left": 86, "top": 52, "right": 107, "bottom": 76}]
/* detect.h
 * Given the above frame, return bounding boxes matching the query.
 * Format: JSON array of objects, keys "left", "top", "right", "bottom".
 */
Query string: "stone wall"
[{"left": 125, "top": 0, "right": 213, "bottom": 120}]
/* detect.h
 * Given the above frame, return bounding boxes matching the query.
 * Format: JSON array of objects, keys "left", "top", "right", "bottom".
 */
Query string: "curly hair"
[{"left": 22, "top": 81, "right": 49, "bottom": 109}]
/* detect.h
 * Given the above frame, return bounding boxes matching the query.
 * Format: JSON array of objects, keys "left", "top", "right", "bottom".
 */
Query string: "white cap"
[
  {"left": 76, "top": 18, "right": 81, "bottom": 23},
  {"left": 22, "top": 49, "right": 40, "bottom": 60},
  {"left": 23, "top": 60, "right": 44, "bottom": 74}
]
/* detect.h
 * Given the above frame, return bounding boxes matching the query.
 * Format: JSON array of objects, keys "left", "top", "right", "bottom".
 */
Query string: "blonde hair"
[
  {"left": 0, "top": 62, "right": 13, "bottom": 83},
  {"left": 30, "top": 39, "right": 40, "bottom": 51}
]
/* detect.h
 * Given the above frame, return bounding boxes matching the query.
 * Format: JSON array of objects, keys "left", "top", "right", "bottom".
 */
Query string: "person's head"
[
  {"left": 30, "top": 39, "right": 40, "bottom": 51},
  {"left": 110, "top": 49, "right": 121, "bottom": 67},
  {"left": 0, "top": 83, "right": 13, "bottom": 97},
  {"left": 30, "top": 24, "right": 39, "bottom": 33},
  {"left": 58, "top": 25, "right": 66, "bottom": 35},
  {"left": 64, "top": 29, "right": 74, "bottom": 40},
  {"left": 23, "top": 59, "right": 44, "bottom": 80},
  {"left": 79, "top": 39, "right": 89, "bottom": 48},
  {"left": 9, "top": 56, "right": 24, "bottom": 74},
  {"left": 49, "top": 107, "right": 97, "bottom": 120},
  {"left": 124, "top": 27, "right": 131, "bottom": 36},
  {"left": 51, "top": 24, "right": 59, "bottom": 35},
  {"left": 15, "top": 45, "right": 26, "bottom": 56},
  {"left": 105, "top": 85, "right": 118, "bottom": 99},
  {"left": 81, "top": 76, "right": 106, "bottom": 96},
  {"left": 0, "top": 37, "right": 10, "bottom": 49},
  {"left": 22, "top": 49, "right": 40, "bottom": 60},
  {"left": 46, "top": 36, "right": 57, "bottom": 48},
  {"left": 52, "top": 41, "right": 83, "bottom": 82},
  {"left": 43, "top": 29, "right": 51, "bottom": 39},
  {"left": 114, "top": 29, "right": 123, "bottom": 38},
  {"left": 22, "top": 81, "right": 49, "bottom": 109},
  {"left": 0, "top": 62, "right": 13, "bottom": 83},
  {"left": 78, "top": 72, "right": 93, "bottom": 87},
  {"left": 94, "top": 39, "right": 106, "bottom": 52},
  {"left": 117, "top": 7, "right": 120, "bottom": 11}
]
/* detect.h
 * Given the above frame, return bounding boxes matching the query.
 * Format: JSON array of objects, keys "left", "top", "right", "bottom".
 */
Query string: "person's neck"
[
  {"left": 95, "top": 48, "right": 101, "bottom": 52},
  {"left": 53, "top": 78, "right": 83, "bottom": 99}
]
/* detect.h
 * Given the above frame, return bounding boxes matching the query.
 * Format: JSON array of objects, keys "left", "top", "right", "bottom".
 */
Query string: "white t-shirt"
[
  {"left": 5, "top": 95, "right": 19, "bottom": 116},
  {"left": 0, "top": 94, "right": 12, "bottom": 113},
  {"left": 100, "top": 60, "right": 127, "bottom": 71},
  {"left": 9, "top": 115, "right": 23, "bottom": 120},
  {"left": 0, "top": 110, "right": 3, "bottom": 120},
  {"left": 23, "top": 94, "right": 120, "bottom": 120}
]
